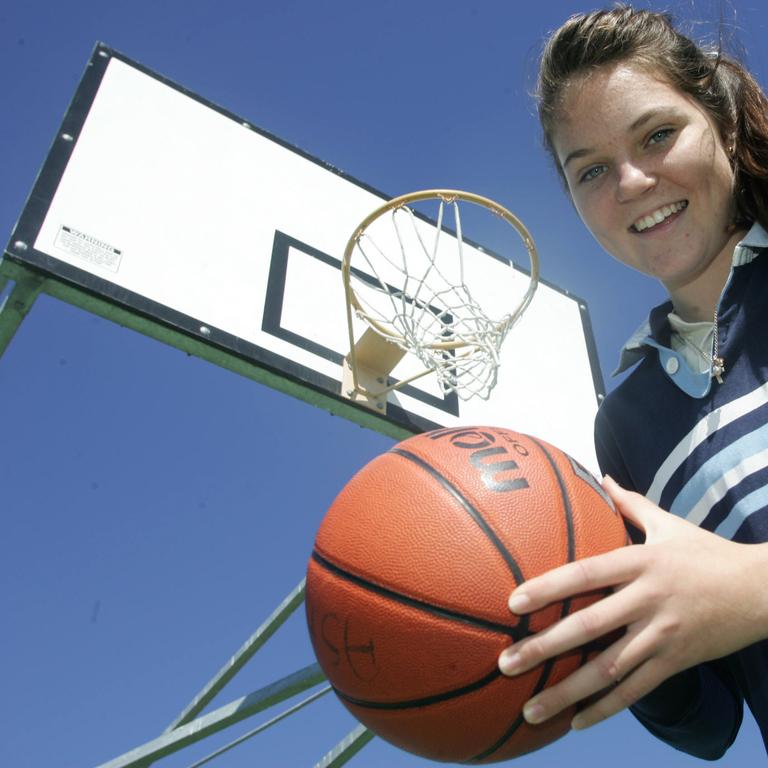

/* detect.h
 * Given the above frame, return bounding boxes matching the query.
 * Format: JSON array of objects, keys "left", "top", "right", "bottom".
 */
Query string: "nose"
[{"left": 615, "top": 160, "right": 656, "bottom": 202}]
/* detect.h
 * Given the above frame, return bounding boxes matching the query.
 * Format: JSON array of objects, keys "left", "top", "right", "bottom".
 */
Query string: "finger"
[
  {"left": 500, "top": 585, "right": 640, "bottom": 676},
  {"left": 508, "top": 545, "right": 643, "bottom": 614},
  {"left": 521, "top": 624, "right": 659, "bottom": 726},
  {"left": 571, "top": 654, "right": 670, "bottom": 730},
  {"left": 602, "top": 475, "right": 663, "bottom": 534}
]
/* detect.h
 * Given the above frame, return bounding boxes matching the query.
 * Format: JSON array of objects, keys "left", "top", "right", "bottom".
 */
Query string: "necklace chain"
[
  {"left": 674, "top": 309, "right": 725, "bottom": 384},
  {"left": 711, "top": 308, "right": 725, "bottom": 384}
]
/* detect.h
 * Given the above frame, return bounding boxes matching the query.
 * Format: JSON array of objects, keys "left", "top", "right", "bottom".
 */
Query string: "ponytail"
[{"left": 720, "top": 58, "right": 768, "bottom": 229}]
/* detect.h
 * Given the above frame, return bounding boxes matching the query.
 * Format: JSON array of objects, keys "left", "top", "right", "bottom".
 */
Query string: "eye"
[
  {"left": 647, "top": 127, "right": 674, "bottom": 145},
  {"left": 579, "top": 164, "right": 607, "bottom": 183}
]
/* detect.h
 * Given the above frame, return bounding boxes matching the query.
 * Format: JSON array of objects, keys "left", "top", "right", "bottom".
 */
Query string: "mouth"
[{"left": 631, "top": 200, "right": 688, "bottom": 232}]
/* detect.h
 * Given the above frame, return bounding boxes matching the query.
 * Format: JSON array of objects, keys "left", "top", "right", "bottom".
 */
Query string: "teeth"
[{"left": 633, "top": 201, "right": 687, "bottom": 232}]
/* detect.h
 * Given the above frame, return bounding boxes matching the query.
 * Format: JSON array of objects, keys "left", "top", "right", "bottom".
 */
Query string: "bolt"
[
  {"left": 200, "top": 326, "right": 211, "bottom": 337},
  {"left": 13, "top": 240, "right": 28, "bottom": 253},
  {"left": 61, "top": 133, "right": 74, "bottom": 142}
]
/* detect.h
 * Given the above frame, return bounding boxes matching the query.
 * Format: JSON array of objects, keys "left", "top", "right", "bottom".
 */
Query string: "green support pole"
[
  {"left": 0, "top": 261, "right": 377, "bottom": 766},
  {"left": 95, "top": 663, "right": 326, "bottom": 768},
  {"left": 315, "top": 724, "right": 375, "bottom": 768},
  {"left": 0, "top": 266, "right": 44, "bottom": 358},
  {"left": 164, "top": 579, "right": 308, "bottom": 733}
]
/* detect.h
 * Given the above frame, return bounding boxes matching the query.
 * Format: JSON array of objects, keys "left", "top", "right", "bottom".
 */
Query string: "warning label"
[{"left": 55, "top": 226, "right": 123, "bottom": 272}]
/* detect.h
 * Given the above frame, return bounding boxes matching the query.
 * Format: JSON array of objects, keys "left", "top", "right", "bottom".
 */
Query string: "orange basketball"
[{"left": 305, "top": 426, "right": 627, "bottom": 763}]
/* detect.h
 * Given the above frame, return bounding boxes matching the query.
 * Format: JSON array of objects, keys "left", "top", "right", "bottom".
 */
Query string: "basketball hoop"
[{"left": 341, "top": 190, "right": 539, "bottom": 411}]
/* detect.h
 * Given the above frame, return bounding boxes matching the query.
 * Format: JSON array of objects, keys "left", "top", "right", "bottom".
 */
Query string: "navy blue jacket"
[{"left": 595, "top": 225, "right": 768, "bottom": 758}]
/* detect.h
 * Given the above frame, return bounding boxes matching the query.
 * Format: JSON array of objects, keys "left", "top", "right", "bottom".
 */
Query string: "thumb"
[{"left": 602, "top": 474, "right": 662, "bottom": 535}]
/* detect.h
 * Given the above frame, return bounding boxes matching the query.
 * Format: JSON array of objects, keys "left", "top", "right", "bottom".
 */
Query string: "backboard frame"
[{"left": 2, "top": 43, "right": 605, "bottom": 448}]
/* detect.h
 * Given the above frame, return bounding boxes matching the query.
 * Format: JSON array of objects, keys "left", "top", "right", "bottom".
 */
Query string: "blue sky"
[{"left": 1, "top": 1, "right": 766, "bottom": 766}]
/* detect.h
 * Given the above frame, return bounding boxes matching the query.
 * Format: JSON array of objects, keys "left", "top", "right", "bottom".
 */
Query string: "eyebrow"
[{"left": 560, "top": 107, "right": 675, "bottom": 170}]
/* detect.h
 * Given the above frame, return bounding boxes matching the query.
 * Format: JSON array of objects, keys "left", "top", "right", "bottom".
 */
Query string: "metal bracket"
[{"left": 342, "top": 328, "right": 406, "bottom": 413}]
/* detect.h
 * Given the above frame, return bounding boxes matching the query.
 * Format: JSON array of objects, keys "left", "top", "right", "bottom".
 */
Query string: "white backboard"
[{"left": 6, "top": 45, "right": 604, "bottom": 471}]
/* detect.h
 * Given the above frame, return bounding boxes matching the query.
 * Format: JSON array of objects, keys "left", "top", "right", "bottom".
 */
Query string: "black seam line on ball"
[
  {"left": 470, "top": 441, "right": 579, "bottom": 763},
  {"left": 527, "top": 438, "right": 576, "bottom": 564},
  {"left": 468, "top": 657, "right": 557, "bottom": 762},
  {"left": 389, "top": 446, "right": 531, "bottom": 640},
  {"left": 524, "top": 439, "right": 576, "bottom": 621},
  {"left": 390, "top": 447, "right": 526, "bottom": 585},
  {"left": 467, "top": 713, "right": 525, "bottom": 763},
  {"left": 334, "top": 665, "right": 503, "bottom": 710},
  {"left": 311, "top": 551, "right": 523, "bottom": 640}
]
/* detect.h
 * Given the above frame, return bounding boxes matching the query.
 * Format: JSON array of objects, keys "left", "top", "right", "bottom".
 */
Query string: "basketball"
[{"left": 305, "top": 426, "right": 627, "bottom": 763}]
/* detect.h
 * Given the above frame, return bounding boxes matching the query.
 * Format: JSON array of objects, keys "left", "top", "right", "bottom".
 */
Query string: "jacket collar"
[{"left": 613, "top": 222, "right": 768, "bottom": 376}]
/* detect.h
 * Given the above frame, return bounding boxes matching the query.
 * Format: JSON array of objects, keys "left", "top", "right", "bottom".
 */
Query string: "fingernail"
[
  {"left": 498, "top": 651, "right": 521, "bottom": 675},
  {"left": 571, "top": 713, "right": 587, "bottom": 730},
  {"left": 523, "top": 700, "right": 546, "bottom": 724},
  {"left": 508, "top": 593, "right": 530, "bottom": 613}
]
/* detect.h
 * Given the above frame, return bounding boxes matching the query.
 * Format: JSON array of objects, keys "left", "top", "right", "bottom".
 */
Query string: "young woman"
[{"left": 497, "top": 5, "right": 768, "bottom": 759}]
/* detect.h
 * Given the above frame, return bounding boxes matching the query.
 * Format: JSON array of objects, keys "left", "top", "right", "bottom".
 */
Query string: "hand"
[{"left": 498, "top": 475, "right": 768, "bottom": 730}]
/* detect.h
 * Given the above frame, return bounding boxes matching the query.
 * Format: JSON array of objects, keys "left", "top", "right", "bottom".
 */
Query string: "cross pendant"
[{"left": 712, "top": 357, "right": 725, "bottom": 384}]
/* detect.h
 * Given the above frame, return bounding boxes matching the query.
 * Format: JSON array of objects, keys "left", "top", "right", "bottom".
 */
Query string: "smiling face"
[{"left": 552, "top": 63, "right": 743, "bottom": 316}]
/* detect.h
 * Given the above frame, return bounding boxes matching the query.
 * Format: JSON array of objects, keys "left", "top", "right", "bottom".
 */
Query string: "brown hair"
[{"left": 537, "top": 5, "right": 768, "bottom": 230}]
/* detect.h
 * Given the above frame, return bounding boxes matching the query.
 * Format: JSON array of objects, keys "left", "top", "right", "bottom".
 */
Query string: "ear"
[{"left": 722, "top": 130, "right": 736, "bottom": 160}]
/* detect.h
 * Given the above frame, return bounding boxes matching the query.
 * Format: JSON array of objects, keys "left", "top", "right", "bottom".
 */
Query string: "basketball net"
[{"left": 341, "top": 190, "right": 539, "bottom": 410}]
